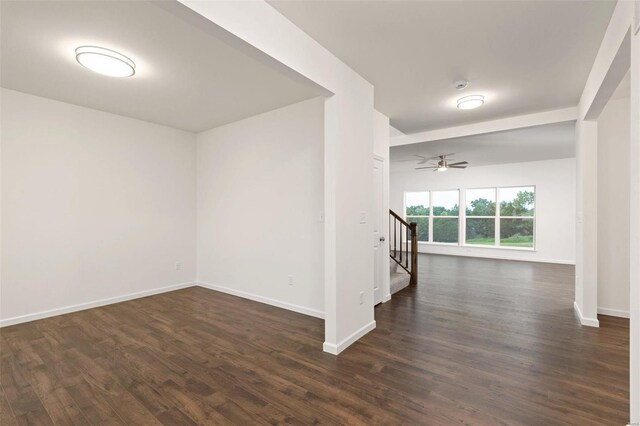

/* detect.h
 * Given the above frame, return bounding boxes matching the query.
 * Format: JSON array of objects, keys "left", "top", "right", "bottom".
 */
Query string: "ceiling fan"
[
  {"left": 415, "top": 154, "right": 468, "bottom": 172},
  {"left": 395, "top": 154, "right": 430, "bottom": 165}
]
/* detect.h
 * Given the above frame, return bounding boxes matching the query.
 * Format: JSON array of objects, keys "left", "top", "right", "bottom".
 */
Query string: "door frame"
[{"left": 373, "top": 154, "right": 391, "bottom": 304}]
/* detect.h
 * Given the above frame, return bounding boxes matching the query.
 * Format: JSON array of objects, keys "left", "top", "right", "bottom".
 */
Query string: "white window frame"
[
  {"left": 430, "top": 189, "right": 460, "bottom": 245},
  {"left": 495, "top": 185, "right": 536, "bottom": 250},
  {"left": 404, "top": 191, "right": 429, "bottom": 243},
  {"left": 404, "top": 185, "right": 536, "bottom": 251},
  {"left": 404, "top": 189, "right": 460, "bottom": 245},
  {"left": 463, "top": 187, "right": 497, "bottom": 247}
]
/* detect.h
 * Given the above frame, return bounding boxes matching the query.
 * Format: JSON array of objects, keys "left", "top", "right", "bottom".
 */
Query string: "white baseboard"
[
  {"left": 382, "top": 293, "right": 392, "bottom": 303},
  {"left": 0, "top": 281, "right": 196, "bottom": 328},
  {"left": 1, "top": 280, "right": 325, "bottom": 327},
  {"left": 598, "top": 307, "right": 630, "bottom": 318},
  {"left": 420, "top": 250, "right": 575, "bottom": 265},
  {"left": 196, "top": 281, "right": 324, "bottom": 319},
  {"left": 323, "top": 320, "right": 376, "bottom": 355},
  {"left": 574, "top": 301, "right": 600, "bottom": 327}
]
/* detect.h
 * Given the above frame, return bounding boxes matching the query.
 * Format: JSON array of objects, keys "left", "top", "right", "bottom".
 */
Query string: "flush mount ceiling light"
[
  {"left": 75, "top": 46, "right": 135, "bottom": 77},
  {"left": 457, "top": 94, "right": 484, "bottom": 110}
]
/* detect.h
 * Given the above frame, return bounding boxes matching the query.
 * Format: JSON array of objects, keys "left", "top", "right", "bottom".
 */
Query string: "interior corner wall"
[
  {"left": 174, "top": 0, "right": 376, "bottom": 355},
  {"left": 0, "top": 88, "right": 197, "bottom": 325},
  {"left": 574, "top": 0, "right": 635, "bottom": 332},
  {"left": 597, "top": 96, "right": 631, "bottom": 317},
  {"left": 390, "top": 158, "right": 576, "bottom": 264},
  {"left": 196, "top": 97, "right": 325, "bottom": 318}
]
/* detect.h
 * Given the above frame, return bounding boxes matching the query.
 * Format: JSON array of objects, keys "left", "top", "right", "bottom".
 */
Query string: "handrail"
[
  {"left": 389, "top": 209, "right": 411, "bottom": 227},
  {"left": 389, "top": 209, "right": 418, "bottom": 286}
]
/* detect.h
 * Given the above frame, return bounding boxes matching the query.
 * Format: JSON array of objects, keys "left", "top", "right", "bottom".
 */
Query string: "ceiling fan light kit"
[{"left": 414, "top": 154, "right": 469, "bottom": 172}]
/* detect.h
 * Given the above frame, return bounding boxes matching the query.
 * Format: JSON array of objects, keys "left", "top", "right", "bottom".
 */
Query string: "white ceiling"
[
  {"left": 269, "top": 0, "right": 616, "bottom": 134},
  {"left": 1, "top": 1, "right": 325, "bottom": 133},
  {"left": 390, "top": 121, "right": 575, "bottom": 170},
  {"left": 611, "top": 71, "right": 630, "bottom": 101}
]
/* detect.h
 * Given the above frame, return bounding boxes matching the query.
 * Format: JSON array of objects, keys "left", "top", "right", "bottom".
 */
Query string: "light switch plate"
[{"left": 359, "top": 211, "right": 367, "bottom": 224}]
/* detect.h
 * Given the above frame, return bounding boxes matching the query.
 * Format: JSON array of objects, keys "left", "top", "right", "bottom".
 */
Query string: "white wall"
[
  {"left": 598, "top": 96, "right": 631, "bottom": 317},
  {"left": 574, "top": 1, "right": 635, "bottom": 331},
  {"left": 1, "top": 89, "right": 197, "bottom": 325},
  {"left": 631, "top": 12, "right": 640, "bottom": 420},
  {"left": 197, "top": 97, "right": 324, "bottom": 317},
  {"left": 174, "top": 0, "right": 376, "bottom": 354},
  {"left": 575, "top": 1, "right": 638, "bottom": 415},
  {"left": 390, "top": 158, "right": 576, "bottom": 264}
]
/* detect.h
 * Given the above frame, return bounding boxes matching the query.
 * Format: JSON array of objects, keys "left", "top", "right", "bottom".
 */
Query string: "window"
[
  {"left": 404, "top": 186, "right": 535, "bottom": 250},
  {"left": 464, "top": 186, "right": 535, "bottom": 249},
  {"left": 405, "top": 191, "right": 429, "bottom": 242},
  {"left": 432, "top": 190, "right": 459, "bottom": 243},
  {"left": 465, "top": 188, "right": 496, "bottom": 246},
  {"left": 499, "top": 186, "right": 535, "bottom": 248},
  {"left": 404, "top": 190, "right": 459, "bottom": 244}
]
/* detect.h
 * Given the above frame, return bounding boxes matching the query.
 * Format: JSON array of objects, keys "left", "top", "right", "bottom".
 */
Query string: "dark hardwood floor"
[{"left": 1, "top": 254, "right": 629, "bottom": 425}]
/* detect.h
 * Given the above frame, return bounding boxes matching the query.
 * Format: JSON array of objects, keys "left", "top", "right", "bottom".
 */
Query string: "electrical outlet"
[
  {"left": 288, "top": 275, "right": 294, "bottom": 286},
  {"left": 175, "top": 262, "right": 182, "bottom": 271},
  {"left": 359, "top": 291, "right": 364, "bottom": 305}
]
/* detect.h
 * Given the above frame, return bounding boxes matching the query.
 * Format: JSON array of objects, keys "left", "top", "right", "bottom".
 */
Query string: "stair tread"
[
  {"left": 390, "top": 270, "right": 410, "bottom": 295},
  {"left": 390, "top": 259, "right": 409, "bottom": 274}
]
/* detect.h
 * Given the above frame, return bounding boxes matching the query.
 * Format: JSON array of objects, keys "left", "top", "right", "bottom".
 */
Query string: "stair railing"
[{"left": 389, "top": 209, "right": 418, "bottom": 285}]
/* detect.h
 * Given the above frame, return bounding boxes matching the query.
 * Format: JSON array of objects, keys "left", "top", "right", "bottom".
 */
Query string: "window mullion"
[
  {"left": 428, "top": 191, "right": 433, "bottom": 243},
  {"left": 495, "top": 187, "right": 501, "bottom": 247},
  {"left": 460, "top": 188, "right": 464, "bottom": 246}
]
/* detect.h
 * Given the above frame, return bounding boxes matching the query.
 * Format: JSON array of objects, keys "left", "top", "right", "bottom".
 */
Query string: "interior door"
[{"left": 373, "top": 157, "right": 384, "bottom": 305}]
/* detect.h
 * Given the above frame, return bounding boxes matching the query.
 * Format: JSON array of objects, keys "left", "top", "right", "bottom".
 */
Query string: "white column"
[
  {"left": 629, "top": 10, "right": 640, "bottom": 421},
  {"left": 574, "top": 119, "right": 599, "bottom": 326},
  {"left": 323, "top": 87, "right": 376, "bottom": 354}
]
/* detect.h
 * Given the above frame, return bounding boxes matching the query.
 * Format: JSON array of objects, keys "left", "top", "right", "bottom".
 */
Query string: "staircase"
[
  {"left": 390, "top": 258, "right": 411, "bottom": 294},
  {"left": 389, "top": 209, "right": 418, "bottom": 294}
]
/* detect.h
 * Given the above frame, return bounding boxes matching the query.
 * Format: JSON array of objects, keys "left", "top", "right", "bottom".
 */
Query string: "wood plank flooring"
[{"left": 0, "top": 254, "right": 629, "bottom": 425}]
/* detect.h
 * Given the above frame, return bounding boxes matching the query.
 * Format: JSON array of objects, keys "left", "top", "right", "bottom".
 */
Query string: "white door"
[{"left": 373, "top": 157, "right": 384, "bottom": 305}]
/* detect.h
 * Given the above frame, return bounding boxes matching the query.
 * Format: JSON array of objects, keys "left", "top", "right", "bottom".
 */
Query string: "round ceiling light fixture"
[
  {"left": 457, "top": 94, "right": 484, "bottom": 110},
  {"left": 75, "top": 46, "right": 135, "bottom": 77}
]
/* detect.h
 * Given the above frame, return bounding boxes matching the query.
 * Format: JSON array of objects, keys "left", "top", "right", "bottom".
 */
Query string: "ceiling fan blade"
[
  {"left": 448, "top": 161, "right": 468, "bottom": 166},
  {"left": 448, "top": 165, "right": 468, "bottom": 169},
  {"left": 429, "top": 153, "right": 455, "bottom": 160},
  {"left": 415, "top": 166, "right": 437, "bottom": 170},
  {"left": 395, "top": 154, "right": 429, "bottom": 163}
]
